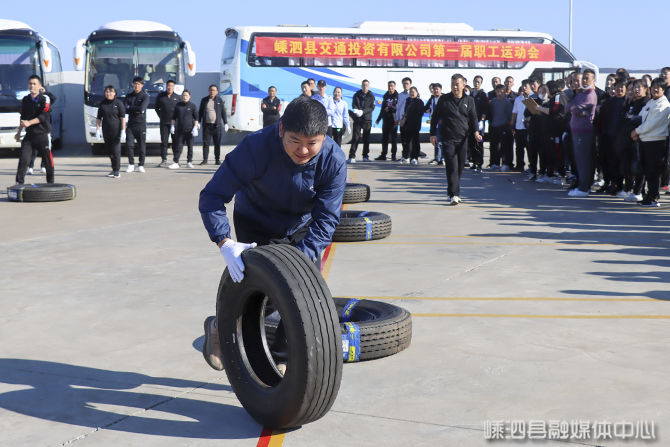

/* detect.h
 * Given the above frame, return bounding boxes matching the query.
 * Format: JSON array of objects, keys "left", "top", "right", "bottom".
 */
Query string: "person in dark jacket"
[
  {"left": 403, "top": 87, "right": 425, "bottom": 165},
  {"left": 544, "top": 80, "right": 569, "bottom": 183},
  {"left": 124, "top": 77, "right": 149, "bottom": 173},
  {"left": 524, "top": 84, "right": 552, "bottom": 180},
  {"left": 375, "top": 80, "right": 398, "bottom": 160},
  {"left": 424, "top": 83, "right": 443, "bottom": 165},
  {"left": 430, "top": 73, "right": 482, "bottom": 205},
  {"left": 198, "top": 97, "right": 347, "bottom": 372},
  {"left": 348, "top": 79, "right": 375, "bottom": 163},
  {"left": 26, "top": 87, "right": 56, "bottom": 175},
  {"left": 169, "top": 89, "right": 199, "bottom": 169},
  {"left": 14, "top": 75, "right": 54, "bottom": 185},
  {"left": 96, "top": 85, "right": 126, "bottom": 178},
  {"left": 155, "top": 80, "right": 180, "bottom": 167},
  {"left": 470, "top": 75, "right": 489, "bottom": 170},
  {"left": 199, "top": 85, "right": 229, "bottom": 165},
  {"left": 261, "top": 86, "right": 281, "bottom": 127},
  {"left": 616, "top": 80, "right": 650, "bottom": 201}
]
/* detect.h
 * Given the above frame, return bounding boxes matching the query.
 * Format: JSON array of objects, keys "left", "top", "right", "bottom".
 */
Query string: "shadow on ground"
[{"left": 0, "top": 358, "right": 260, "bottom": 440}]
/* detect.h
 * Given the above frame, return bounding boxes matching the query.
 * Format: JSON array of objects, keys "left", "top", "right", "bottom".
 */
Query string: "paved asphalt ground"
[{"left": 1, "top": 143, "right": 669, "bottom": 447}]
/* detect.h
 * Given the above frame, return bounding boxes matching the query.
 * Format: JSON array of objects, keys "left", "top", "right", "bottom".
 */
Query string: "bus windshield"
[
  {"left": 0, "top": 36, "right": 39, "bottom": 98},
  {"left": 87, "top": 38, "right": 182, "bottom": 99}
]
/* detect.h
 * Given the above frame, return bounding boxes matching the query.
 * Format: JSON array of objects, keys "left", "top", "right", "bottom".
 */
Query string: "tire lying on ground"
[
  {"left": 342, "top": 183, "right": 370, "bottom": 204},
  {"left": 332, "top": 210, "right": 392, "bottom": 242},
  {"left": 7, "top": 183, "right": 76, "bottom": 202},
  {"left": 335, "top": 298, "right": 412, "bottom": 362},
  {"left": 266, "top": 298, "right": 411, "bottom": 362},
  {"left": 216, "top": 244, "right": 342, "bottom": 429}
]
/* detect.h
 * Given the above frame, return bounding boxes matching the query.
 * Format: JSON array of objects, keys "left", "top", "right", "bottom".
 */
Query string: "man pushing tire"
[{"left": 198, "top": 97, "right": 347, "bottom": 372}]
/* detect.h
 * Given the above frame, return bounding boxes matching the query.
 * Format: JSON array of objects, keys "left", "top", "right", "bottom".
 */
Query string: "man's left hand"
[{"left": 474, "top": 131, "right": 483, "bottom": 142}]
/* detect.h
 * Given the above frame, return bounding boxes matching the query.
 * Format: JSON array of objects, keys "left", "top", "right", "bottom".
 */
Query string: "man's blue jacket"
[{"left": 199, "top": 122, "right": 347, "bottom": 261}]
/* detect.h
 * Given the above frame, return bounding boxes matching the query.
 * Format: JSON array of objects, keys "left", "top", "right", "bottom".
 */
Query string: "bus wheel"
[
  {"left": 216, "top": 244, "right": 342, "bottom": 429},
  {"left": 91, "top": 144, "right": 106, "bottom": 155}
]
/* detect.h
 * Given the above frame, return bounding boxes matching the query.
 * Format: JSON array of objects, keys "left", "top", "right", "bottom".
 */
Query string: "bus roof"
[
  {"left": 228, "top": 22, "right": 554, "bottom": 40},
  {"left": 0, "top": 19, "right": 34, "bottom": 32},
  {"left": 99, "top": 20, "right": 173, "bottom": 33}
]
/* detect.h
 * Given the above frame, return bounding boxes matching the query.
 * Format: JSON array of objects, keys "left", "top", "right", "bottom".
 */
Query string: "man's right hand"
[
  {"left": 429, "top": 136, "right": 437, "bottom": 147},
  {"left": 219, "top": 240, "right": 257, "bottom": 282}
]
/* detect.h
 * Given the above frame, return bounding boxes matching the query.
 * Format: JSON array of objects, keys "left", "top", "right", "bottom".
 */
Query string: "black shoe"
[
  {"left": 391, "top": 155, "right": 397, "bottom": 161},
  {"left": 419, "top": 151, "right": 427, "bottom": 158},
  {"left": 375, "top": 155, "right": 387, "bottom": 161},
  {"left": 215, "top": 160, "right": 221, "bottom": 165},
  {"left": 199, "top": 160, "right": 208, "bottom": 165},
  {"left": 639, "top": 198, "right": 660, "bottom": 207}
]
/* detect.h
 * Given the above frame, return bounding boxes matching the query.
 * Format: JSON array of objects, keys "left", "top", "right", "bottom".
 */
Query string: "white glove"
[
  {"left": 353, "top": 108, "right": 363, "bottom": 117},
  {"left": 224, "top": 124, "right": 229, "bottom": 132},
  {"left": 220, "top": 240, "right": 257, "bottom": 283},
  {"left": 95, "top": 128, "right": 102, "bottom": 139},
  {"left": 478, "top": 121, "right": 485, "bottom": 132},
  {"left": 120, "top": 129, "right": 126, "bottom": 141},
  {"left": 191, "top": 126, "right": 198, "bottom": 137},
  {"left": 170, "top": 124, "right": 175, "bottom": 134}
]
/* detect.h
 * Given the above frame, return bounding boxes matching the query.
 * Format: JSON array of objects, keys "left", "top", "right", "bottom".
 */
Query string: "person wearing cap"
[
  {"left": 311, "top": 80, "right": 336, "bottom": 136},
  {"left": 124, "top": 77, "right": 149, "bottom": 173}
]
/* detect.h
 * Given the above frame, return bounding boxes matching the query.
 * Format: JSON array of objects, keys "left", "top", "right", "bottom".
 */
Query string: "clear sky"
[{"left": 2, "top": 0, "right": 665, "bottom": 74}]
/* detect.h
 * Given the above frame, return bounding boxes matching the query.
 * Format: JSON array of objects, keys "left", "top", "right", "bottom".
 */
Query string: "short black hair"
[
  {"left": 28, "top": 74, "right": 42, "bottom": 85},
  {"left": 209, "top": 84, "right": 218, "bottom": 90},
  {"left": 529, "top": 76, "right": 540, "bottom": 84},
  {"left": 521, "top": 79, "right": 530, "bottom": 87},
  {"left": 661, "top": 67, "right": 670, "bottom": 74},
  {"left": 268, "top": 85, "right": 276, "bottom": 91},
  {"left": 583, "top": 68, "right": 596, "bottom": 78},
  {"left": 615, "top": 68, "right": 630, "bottom": 80},
  {"left": 651, "top": 77, "right": 665, "bottom": 89},
  {"left": 401, "top": 77, "right": 412, "bottom": 84},
  {"left": 132, "top": 76, "right": 144, "bottom": 84},
  {"left": 474, "top": 75, "right": 483, "bottom": 82},
  {"left": 505, "top": 76, "right": 514, "bottom": 82},
  {"left": 307, "top": 78, "right": 315, "bottom": 83},
  {"left": 388, "top": 80, "right": 395, "bottom": 86},
  {"left": 182, "top": 89, "right": 191, "bottom": 95},
  {"left": 556, "top": 79, "right": 566, "bottom": 90},
  {"left": 494, "top": 84, "right": 505, "bottom": 91},
  {"left": 613, "top": 79, "right": 627, "bottom": 89},
  {"left": 104, "top": 85, "right": 116, "bottom": 94},
  {"left": 317, "top": 80, "right": 326, "bottom": 87},
  {"left": 433, "top": 83, "right": 442, "bottom": 89},
  {"left": 362, "top": 79, "right": 369, "bottom": 84},
  {"left": 301, "top": 81, "right": 309, "bottom": 87},
  {"left": 166, "top": 79, "right": 175, "bottom": 85},
  {"left": 281, "top": 97, "right": 328, "bottom": 137},
  {"left": 451, "top": 73, "right": 466, "bottom": 82}
]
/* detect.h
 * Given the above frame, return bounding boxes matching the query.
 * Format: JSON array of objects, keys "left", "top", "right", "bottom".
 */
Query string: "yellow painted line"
[
  {"left": 413, "top": 313, "right": 670, "bottom": 319},
  {"left": 268, "top": 431, "right": 286, "bottom": 447},
  {"left": 321, "top": 243, "right": 337, "bottom": 281},
  {"left": 344, "top": 295, "right": 658, "bottom": 302},
  {"left": 335, "top": 241, "right": 613, "bottom": 246}
]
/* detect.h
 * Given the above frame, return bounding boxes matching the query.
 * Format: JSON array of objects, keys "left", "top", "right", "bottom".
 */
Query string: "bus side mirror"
[
  {"left": 184, "top": 41, "right": 196, "bottom": 77},
  {"left": 41, "top": 39, "right": 52, "bottom": 73},
  {"left": 73, "top": 39, "right": 86, "bottom": 71}
]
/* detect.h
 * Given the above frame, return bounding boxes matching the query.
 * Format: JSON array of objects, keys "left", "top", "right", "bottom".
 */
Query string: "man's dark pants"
[
  {"left": 16, "top": 134, "right": 53, "bottom": 184},
  {"left": 443, "top": 137, "right": 468, "bottom": 197},
  {"left": 202, "top": 123, "right": 222, "bottom": 162},
  {"left": 349, "top": 120, "right": 371, "bottom": 159},
  {"left": 126, "top": 124, "right": 146, "bottom": 166},
  {"left": 159, "top": 123, "right": 173, "bottom": 161}
]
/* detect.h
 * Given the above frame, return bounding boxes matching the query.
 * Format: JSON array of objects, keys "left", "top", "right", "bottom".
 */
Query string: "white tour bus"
[
  {"left": 219, "top": 21, "right": 597, "bottom": 140},
  {"left": 0, "top": 19, "right": 64, "bottom": 149},
  {"left": 74, "top": 20, "right": 196, "bottom": 149}
]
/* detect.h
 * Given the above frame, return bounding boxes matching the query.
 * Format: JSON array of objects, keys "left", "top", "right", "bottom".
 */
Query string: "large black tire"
[
  {"left": 216, "top": 244, "right": 342, "bottom": 429},
  {"left": 7, "top": 183, "right": 76, "bottom": 202},
  {"left": 342, "top": 183, "right": 370, "bottom": 204},
  {"left": 332, "top": 210, "right": 392, "bottom": 242},
  {"left": 266, "top": 298, "right": 411, "bottom": 362}
]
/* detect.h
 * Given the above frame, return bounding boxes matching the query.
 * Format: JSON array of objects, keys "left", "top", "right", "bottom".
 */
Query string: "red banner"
[{"left": 255, "top": 36, "right": 555, "bottom": 62}]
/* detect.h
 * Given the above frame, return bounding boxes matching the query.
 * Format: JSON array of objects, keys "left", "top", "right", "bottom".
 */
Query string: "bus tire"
[
  {"left": 266, "top": 298, "right": 412, "bottom": 363},
  {"left": 332, "top": 210, "right": 391, "bottom": 242},
  {"left": 342, "top": 183, "right": 370, "bottom": 204},
  {"left": 216, "top": 244, "right": 342, "bottom": 429},
  {"left": 7, "top": 183, "right": 76, "bottom": 202}
]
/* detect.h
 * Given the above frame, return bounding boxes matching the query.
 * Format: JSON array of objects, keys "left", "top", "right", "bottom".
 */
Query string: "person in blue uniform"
[{"left": 198, "top": 97, "right": 347, "bottom": 371}]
